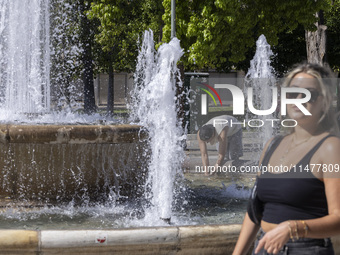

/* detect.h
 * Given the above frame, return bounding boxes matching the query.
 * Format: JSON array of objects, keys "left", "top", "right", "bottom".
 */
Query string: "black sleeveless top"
[{"left": 257, "top": 135, "right": 332, "bottom": 224}]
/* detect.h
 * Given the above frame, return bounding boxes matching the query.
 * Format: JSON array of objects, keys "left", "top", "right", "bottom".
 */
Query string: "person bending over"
[{"left": 197, "top": 115, "right": 243, "bottom": 175}]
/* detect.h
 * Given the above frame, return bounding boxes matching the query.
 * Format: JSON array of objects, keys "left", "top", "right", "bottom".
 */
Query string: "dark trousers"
[{"left": 216, "top": 128, "right": 243, "bottom": 160}]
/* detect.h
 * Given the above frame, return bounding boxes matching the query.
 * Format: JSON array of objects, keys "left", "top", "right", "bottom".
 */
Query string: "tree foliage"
[
  {"left": 87, "top": 0, "right": 164, "bottom": 72},
  {"left": 84, "top": 0, "right": 339, "bottom": 75},
  {"left": 325, "top": 0, "right": 340, "bottom": 72},
  {"left": 271, "top": 25, "right": 307, "bottom": 77},
  {"left": 162, "top": 0, "right": 328, "bottom": 71}
]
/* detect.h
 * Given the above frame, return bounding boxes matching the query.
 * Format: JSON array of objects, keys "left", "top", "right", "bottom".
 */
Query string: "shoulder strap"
[
  {"left": 299, "top": 134, "right": 335, "bottom": 165},
  {"left": 261, "top": 135, "right": 284, "bottom": 166}
]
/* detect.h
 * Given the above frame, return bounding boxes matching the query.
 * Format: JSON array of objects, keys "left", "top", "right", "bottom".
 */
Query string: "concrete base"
[
  {"left": 0, "top": 225, "right": 339, "bottom": 254},
  {"left": 0, "top": 225, "right": 240, "bottom": 255},
  {"left": 0, "top": 124, "right": 148, "bottom": 202}
]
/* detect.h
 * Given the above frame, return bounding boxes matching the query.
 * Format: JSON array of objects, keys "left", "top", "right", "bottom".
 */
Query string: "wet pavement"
[
  {"left": 183, "top": 131, "right": 262, "bottom": 183},
  {"left": 179, "top": 131, "right": 264, "bottom": 225}
]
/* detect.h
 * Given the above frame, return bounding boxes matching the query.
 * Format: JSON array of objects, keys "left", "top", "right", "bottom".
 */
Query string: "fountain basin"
[
  {"left": 0, "top": 225, "right": 241, "bottom": 254},
  {"left": 0, "top": 124, "right": 145, "bottom": 144},
  {"left": 0, "top": 124, "right": 148, "bottom": 203},
  {"left": 0, "top": 225, "right": 339, "bottom": 254}
]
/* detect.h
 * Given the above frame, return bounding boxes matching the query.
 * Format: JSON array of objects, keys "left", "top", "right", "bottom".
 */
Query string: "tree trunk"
[
  {"left": 82, "top": 48, "right": 96, "bottom": 114},
  {"left": 80, "top": 0, "right": 96, "bottom": 114},
  {"left": 176, "top": 63, "right": 187, "bottom": 149},
  {"left": 107, "top": 63, "right": 114, "bottom": 116},
  {"left": 176, "top": 64, "right": 187, "bottom": 130},
  {"left": 305, "top": 11, "right": 327, "bottom": 65}
]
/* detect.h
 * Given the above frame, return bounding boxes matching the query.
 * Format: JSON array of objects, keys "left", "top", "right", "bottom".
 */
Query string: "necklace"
[
  {"left": 279, "top": 134, "right": 313, "bottom": 164},
  {"left": 292, "top": 135, "right": 313, "bottom": 146}
]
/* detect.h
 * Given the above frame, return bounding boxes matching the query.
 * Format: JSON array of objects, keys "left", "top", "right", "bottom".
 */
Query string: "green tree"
[
  {"left": 87, "top": 1, "right": 164, "bottom": 71},
  {"left": 325, "top": 0, "right": 340, "bottom": 72},
  {"left": 162, "top": 0, "right": 328, "bottom": 71},
  {"left": 324, "top": 0, "right": 340, "bottom": 112},
  {"left": 271, "top": 25, "right": 307, "bottom": 77},
  {"left": 87, "top": 0, "right": 163, "bottom": 115}
]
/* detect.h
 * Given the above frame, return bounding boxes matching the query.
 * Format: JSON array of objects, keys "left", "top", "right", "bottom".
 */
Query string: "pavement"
[
  {"left": 183, "top": 131, "right": 264, "bottom": 176},
  {"left": 181, "top": 131, "right": 264, "bottom": 209}
]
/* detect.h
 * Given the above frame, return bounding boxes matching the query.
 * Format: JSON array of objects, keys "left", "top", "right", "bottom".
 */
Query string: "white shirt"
[{"left": 204, "top": 115, "right": 241, "bottom": 145}]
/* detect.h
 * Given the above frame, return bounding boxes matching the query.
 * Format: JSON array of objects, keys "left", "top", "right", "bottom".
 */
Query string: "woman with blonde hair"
[{"left": 233, "top": 63, "right": 340, "bottom": 255}]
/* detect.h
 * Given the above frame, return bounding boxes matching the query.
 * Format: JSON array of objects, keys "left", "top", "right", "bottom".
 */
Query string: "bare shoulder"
[
  {"left": 318, "top": 136, "right": 340, "bottom": 178},
  {"left": 197, "top": 131, "right": 204, "bottom": 144},
  {"left": 320, "top": 135, "right": 340, "bottom": 157}
]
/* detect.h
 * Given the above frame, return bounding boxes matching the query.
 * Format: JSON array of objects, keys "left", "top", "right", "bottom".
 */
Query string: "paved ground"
[
  {"left": 184, "top": 131, "right": 263, "bottom": 174},
  {"left": 182, "top": 131, "right": 265, "bottom": 192}
]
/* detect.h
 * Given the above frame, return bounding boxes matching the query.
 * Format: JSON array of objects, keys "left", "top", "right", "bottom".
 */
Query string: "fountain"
[
  {"left": 0, "top": 0, "right": 147, "bottom": 204},
  {"left": 1, "top": 1, "right": 338, "bottom": 253},
  {"left": 245, "top": 34, "right": 277, "bottom": 151},
  {"left": 0, "top": 0, "right": 248, "bottom": 252},
  {"left": 130, "top": 29, "right": 186, "bottom": 223},
  {"left": 0, "top": 0, "right": 50, "bottom": 113}
]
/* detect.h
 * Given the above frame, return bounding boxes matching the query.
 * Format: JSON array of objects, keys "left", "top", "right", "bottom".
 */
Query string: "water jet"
[{"left": 2, "top": 2, "right": 338, "bottom": 254}]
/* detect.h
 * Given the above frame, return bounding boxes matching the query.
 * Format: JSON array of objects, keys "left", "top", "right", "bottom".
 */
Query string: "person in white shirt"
[{"left": 197, "top": 115, "right": 243, "bottom": 175}]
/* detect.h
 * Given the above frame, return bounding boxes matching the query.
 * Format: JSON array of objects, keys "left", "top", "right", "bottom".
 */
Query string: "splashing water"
[
  {"left": 0, "top": 1, "right": 251, "bottom": 228},
  {"left": 247, "top": 35, "right": 275, "bottom": 79},
  {"left": 0, "top": 0, "right": 95, "bottom": 123},
  {"left": 0, "top": 0, "right": 50, "bottom": 113},
  {"left": 130, "top": 30, "right": 185, "bottom": 221},
  {"left": 245, "top": 35, "right": 277, "bottom": 147},
  {"left": 222, "top": 182, "right": 251, "bottom": 200}
]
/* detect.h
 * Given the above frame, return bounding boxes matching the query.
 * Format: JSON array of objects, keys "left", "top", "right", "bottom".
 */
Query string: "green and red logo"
[{"left": 198, "top": 82, "right": 222, "bottom": 106}]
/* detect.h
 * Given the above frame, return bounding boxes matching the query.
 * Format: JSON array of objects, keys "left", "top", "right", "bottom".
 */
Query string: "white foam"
[{"left": 130, "top": 30, "right": 185, "bottom": 220}]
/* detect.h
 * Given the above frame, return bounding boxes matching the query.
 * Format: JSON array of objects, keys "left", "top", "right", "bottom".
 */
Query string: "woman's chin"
[{"left": 287, "top": 112, "right": 306, "bottom": 121}]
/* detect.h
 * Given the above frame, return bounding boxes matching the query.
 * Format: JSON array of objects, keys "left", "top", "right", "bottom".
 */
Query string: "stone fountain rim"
[
  {"left": 0, "top": 124, "right": 147, "bottom": 144},
  {"left": 0, "top": 224, "right": 242, "bottom": 254},
  {"left": 0, "top": 224, "right": 339, "bottom": 254}
]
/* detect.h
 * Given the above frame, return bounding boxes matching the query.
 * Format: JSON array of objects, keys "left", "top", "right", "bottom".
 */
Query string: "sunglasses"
[{"left": 286, "top": 88, "right": 321, "bottom": 103}]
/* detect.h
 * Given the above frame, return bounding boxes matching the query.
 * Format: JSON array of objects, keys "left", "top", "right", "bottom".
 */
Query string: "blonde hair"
[{"left": 282, "top": 63, "right": 339, "bottom": 135}]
